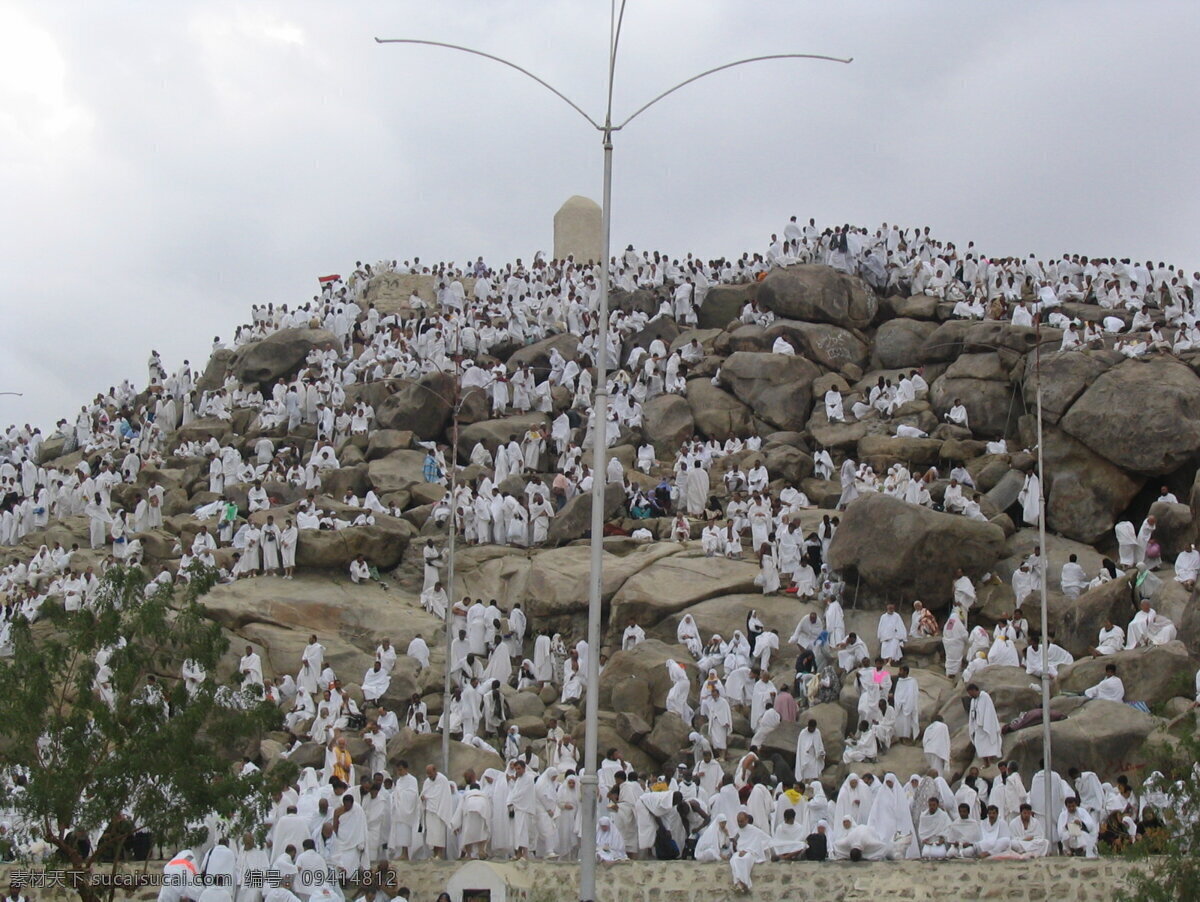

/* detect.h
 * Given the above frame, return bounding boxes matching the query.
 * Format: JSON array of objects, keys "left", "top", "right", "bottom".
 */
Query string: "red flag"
[{"left": 318, "top": 274, "right": 341, "bottom": 284}]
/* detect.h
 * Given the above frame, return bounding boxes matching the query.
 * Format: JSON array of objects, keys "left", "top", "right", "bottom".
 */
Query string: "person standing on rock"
[
  {"left": 893, "top": 665, "right": 920, "bottom": 741},
  {"left": 279, "top": 517, "right": 297, "bottom": 579},
  {"left": 876, "top": 604, "right": 906, "bottom": 664},
  {"left": 421, "top": 539, "right": 442, "bottom": 592},
  {"left": 795, "top": 719, "right": 825, "bottom": 781},
  {"left": 420, "top": 765, "right": 458, "bottom": 861},
  {"left": 706, "top": 686, "right": 732, "bottom": 760},
  {"left": 824, "top": 595, "right": 846, "bottom": 649},
  {"left": 836, "top": 458, "right": 859, "bottom": 510},
  {"left": 1114, "top": 520, "right": 1139, "bottom": 567},
  {"left": 966, "top": 684, "right": 1002, "bottom": 767},
  {"left": 681, "top": 461, "right": 709, "bottom": 517}
]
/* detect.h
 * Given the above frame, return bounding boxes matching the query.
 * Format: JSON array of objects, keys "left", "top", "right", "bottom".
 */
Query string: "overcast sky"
[{"left": 3, "top": 1, "right": 1198, "bottom": 431}]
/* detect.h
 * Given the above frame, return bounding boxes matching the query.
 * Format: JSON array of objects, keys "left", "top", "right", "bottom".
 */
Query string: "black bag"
[{"left": 653, "top": 819, "right": 679, "bottom": 861}]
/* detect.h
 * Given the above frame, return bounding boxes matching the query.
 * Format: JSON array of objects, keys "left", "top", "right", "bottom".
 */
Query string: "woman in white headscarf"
[
  {"left": 676, "top": 615, "right": 702, "bottom": 658},
  {"left": 533, "top": 767, "right": 561, "bottom": 858},
  {"left": 698, "top": 669, "right": 726, "bottom": 720},
  {"left": 725, "top": 631, "right": 752, "bottom": 671},
  {"left": 308, "top": 704, "right": 333, "bottom": 744},
  {"left": 834, "top": 773, "right": 873, "bottom": 827},
  {"left": 555, "top": 773, "right": 582, "bottom": 860},
  {"left": 295, "top": 767, "right": 322, "bottom": 819},
  {"left": 1076, "top": 772, "right": 1106, "bottom": 822},
  {"left": 482, "top": 768, "right": 512, "bottom": 858},
  {"left": 285, "top": 688, "right": 315, "bottom": 734},
  {"left": 595, "top": 815, "right": 628, "bottom": 862},
  {"left": 867, "top": 772, "right": 920, "bottom": 859},
  {"left": 804, "top": 782, "right": 833, "bottom": 833},
  {"left": 694, "top": 813, "right": 735, "bottom": 862}
]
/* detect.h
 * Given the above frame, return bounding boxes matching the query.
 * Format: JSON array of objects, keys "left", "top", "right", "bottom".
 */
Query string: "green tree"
[
  {"left": 1116, "top": 729, "right": 1200, "bottom": 902},
  {"left": 0, "top": 565, "right": 296, "bottom": 902}
]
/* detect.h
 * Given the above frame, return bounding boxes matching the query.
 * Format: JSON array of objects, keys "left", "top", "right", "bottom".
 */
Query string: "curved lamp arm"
[
  {"left": 374, "top": 38, "right": 603, "bottom": 131},
  {"left": 615, "top": 52, "right": 853, "bottom": 130}
]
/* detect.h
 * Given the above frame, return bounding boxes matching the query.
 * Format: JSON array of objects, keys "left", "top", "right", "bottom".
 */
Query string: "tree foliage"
[
  {"left": 1117, "top": 729, "right": 1200, "bottom": 902},
  {"left": 0, "top": 565, "right": 296, "bottom": 899}
]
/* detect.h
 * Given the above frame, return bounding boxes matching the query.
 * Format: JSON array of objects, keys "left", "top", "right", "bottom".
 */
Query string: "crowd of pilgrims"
[
  {"left": 1, "top": 218, "right": 1199, "bottom": 890},
  {"left": 2, "top": 219, "right": 1199, "bottom": 594}
]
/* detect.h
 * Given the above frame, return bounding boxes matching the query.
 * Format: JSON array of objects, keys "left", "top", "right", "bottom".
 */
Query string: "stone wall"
[{"left": 1, "top": 858, "right": 1146, "bottom": 902}]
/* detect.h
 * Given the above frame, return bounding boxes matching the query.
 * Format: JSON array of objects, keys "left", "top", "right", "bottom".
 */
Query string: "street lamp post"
[
  {"left": 442, "top": 384, "right": 462, "bottom": 777},
  {"left": 1034, "top": 318, "right": 1054, "bottom": 850},
  {"left": 378, "top": 14, "right": 850, "bottom": 898}
]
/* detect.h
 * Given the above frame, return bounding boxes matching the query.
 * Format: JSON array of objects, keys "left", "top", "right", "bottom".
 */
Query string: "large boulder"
[
  {"left": 365, "top": 429, "right": 414, "bottom": 461},
  {"left": 1057, "top": 641, "right": 1196, "bottom": 706},
  {"left": 1055, "top": 573, "right": 1136, "bottom": 659},
  {"left": 963, "top": 322, "right": 1051, "bottom": 355},
  {"left": 481, "top": 541, "right": 682, "bottom": 620},
  {"left": 760, "top": 711, "right": 849, "bottom": 775},
  {"left": 942, "top": 352, "right": 1008, "bottom": 382},
  {"left": 609, "top": 553, "right": 762, "bottom": 629},
  {"left": 929, "top": 373, "right": 1018, "bottom": 439},
  {"left": 1020, "top": 349, "right": 1121, "bottom": 424},
  {"left": 374, "top": 372, "right": 456, "bottom": 440},
  {"left": 232, "top": 328, "right": 340, "bottom": 386},
  {"left": 998, "top": 529, "right": 1108, "bottom": 596},
  {"left": 458, "top": 413, "right": 550, "bottom": 457},
  {"left": 623, "top": 317, "right": 680, "bottom": 365},
  {"left": 719, "top": 352, "right": 821, "bottom": 432},
  {"left": 937, "top": 666, "right": 1039, "bottom": 739},
  {"left": 198, "top": 348, "right": 236, "bottom": 392},
  {"left": 685, "top": 379, "right": 754, "bottom": 440},
  {"left": 546, "top": 482, "right": 625, "bottom": 546},
  {"left": 641, "top": 713, "right": 692, "bottom": 764},
  {"left": 1003, "top": 697, "right": 1159, "bottom": 784},
  {"left": 919, "top": 321, "right": 975, "bottom": 363},
  {"left": 295, "top": 518, "right": 415, "bottom": 569},
  {"left": 856, "top": 435, "right": 944, "bottom": 469},
  {"left": 699, "top": 283, "right": 757, "bottom": 329},
  {"left": 641, "top": 394, "right": 695, "bottom": 454},
  {"left": 874, "top": 318, "right": 937, "bottom": 369},
  {"left": 367, "top": 450, "right": 429, "bottom": 494},
  {"left": 764, "top": 444, "right": 814, "bottom": 484},
  {"left": 763, "top": 321, "right": 870, "bottom": 371},
  {"left": 887, "top": 295, "right": 940, "bottom": 320},
  {"left": 652, "top": 595, "right": 820, "bottom": 651},
  {"left": 1148, "top": 501, "right": 1196, "bottom": 557},
  {"left": 389, "top": 733, "right": 503, "bottom": 782},
  {"left": 1060, "top": 357, "right": 1200, "bottom": 475},
  {"left": 202, "top": 573, "right": 442, "bottom": 675},
  {"left": 756, "top": 265, "right": 878, "bottom": 329},
  {"left": 597, "top": 640, "right": 698, "bottom": 718},
  {"left": 506, "top": 333, "right": 579, "bottom": 371},
  {"left": 1018, "top": 418, "right": 1144, "bottom": 544},
  {"left": 826, "top": 494, "right": 1006, "bottom": 608}
]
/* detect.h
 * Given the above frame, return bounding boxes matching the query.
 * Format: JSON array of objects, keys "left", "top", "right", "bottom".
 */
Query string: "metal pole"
[
  {"left": 442, "top": 391, "right": 460, "bottom": 775},
  {"left": 1035, "top": 317, "right": 1054, "bottom": 850},
  {"left": 578, "top": 119, "right": 614, "bottom": 902}
]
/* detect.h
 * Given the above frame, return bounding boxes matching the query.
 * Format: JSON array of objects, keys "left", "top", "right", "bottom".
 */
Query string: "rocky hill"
[{"left": 11, "top": 259, "right": 1200, "bottom": 790}]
